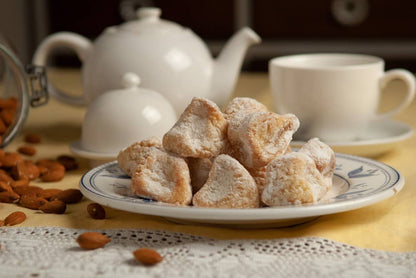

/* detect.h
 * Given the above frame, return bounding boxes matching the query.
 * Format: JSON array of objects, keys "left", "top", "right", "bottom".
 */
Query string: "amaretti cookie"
[
  {"left": 227, "top": 111, "right": 300, "bottom": 169},
  {"left": 131, "top": 148, "right": 192, "bottom": 205},
  {"left": 192, "top": 154, "right": 259, "bottom": 208},
  {"left": 117, "top": 136, "right": 162, "bottom": 176},
  {"left": 187, "top": 157, "right": 212, "bottom": 193},
  {"left": 163, "top": 97, "right": 228, "bottom": 158},
  {"left": 299, "top": 138, "right": 335, "bottom": 192},
  {"left": 223, "top": 97, "right": 268, "bottom": 120},
  {"left": 261, "top": 152, "right": 326, "bottom": 206}
]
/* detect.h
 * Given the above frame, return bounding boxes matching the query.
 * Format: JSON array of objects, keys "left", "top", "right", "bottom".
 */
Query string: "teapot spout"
[{"left": 211, "top": 27, "right": 261, "bottom": 107}]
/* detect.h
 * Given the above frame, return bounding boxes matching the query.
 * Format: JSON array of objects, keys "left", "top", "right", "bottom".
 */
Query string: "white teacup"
[{"left": 269, "top": 53, "right": 416, "bottom": 142}]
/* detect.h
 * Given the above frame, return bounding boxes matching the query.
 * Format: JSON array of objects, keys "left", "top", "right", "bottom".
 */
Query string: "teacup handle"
[
  {"left": 32, "top": 32, "right": 92, "bottom": 106},
  {"left": 376, "top": 69, "right": 416, "bottom": 120}
]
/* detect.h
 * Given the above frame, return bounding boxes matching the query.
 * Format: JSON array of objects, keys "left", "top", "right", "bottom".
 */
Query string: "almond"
[
  {"left": 10, "top": 178, "right": 30, "bottom": 189},
  {"left": 0, "top": 97, "right": 17, "bottom": 109},
  {"left": 4, "top": 211, "right": 26, "bottom": 226},
  {"left": 133, "top": 248, "right": 163, "bottom": 265},
  {"left": 76, "top": 232, "right": 111, "bottom": 250},
  {"left": 19, "top": 194, "right": 48, "bottom": 210},
  {"left": 17, "top": 145, "right": 36, "bottom": 156},
  {"left": 1, "top": 108, "right": 16, "bottom": 126},
  {"left": 0, "top": 152, "right": 24, "bottom": 168},
  {"left": 52, "top": 189, "right": 83, "bottom": 204},
  {"left": 39, "top": 188, "right": 63, "bottom": 200},
  {"left": 0, "top": 118, "right": 6, "bottom": 134},
  {"left": 39, "top": 200, "right": 66, "bottom": 214},
  {"left": 87, "top": 203, "right": 106, "bottom": 219},
  {"left": 0, "top": 172, "right": 14, "bottom": 185},
  {"left": 0, "top": 181, "right": 13, "bottom": 192},
  {"left": 24, "top": 133, "right": 41, "bottom": 144},
  {"left": 57, "top": 155, "right": 78, "bottom": 171},
  {"left": 11, "top": 160, "right": 40, "bottom": 180},
  {"left": 13, "top": 185, "right": 43, "bottom": 197},
  {"left": 0, "top": 191, "right": 19, "bottom": 203},
  {"left": 0, "top": 220, "right": 4, "bottom": 227},
  {"left": 37, "top": 160, "right": 65, "bottom": 182}
]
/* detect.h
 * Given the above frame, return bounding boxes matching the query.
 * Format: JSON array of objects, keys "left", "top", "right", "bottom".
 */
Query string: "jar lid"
[{"left": 0, "top": 42, "right": 48, "bottom": 147}]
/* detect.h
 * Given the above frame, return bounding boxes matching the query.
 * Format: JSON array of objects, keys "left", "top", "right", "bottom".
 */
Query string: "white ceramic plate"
[
  {"left": 291, "top": 120, "right": 413, "bottom": 158},
  {"left": 79, "top": 153, "right": 404, "bottom": 228}
]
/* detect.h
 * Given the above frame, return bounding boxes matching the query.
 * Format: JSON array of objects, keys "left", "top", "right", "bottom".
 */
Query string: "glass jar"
[{"left": 0, "top": 41, "right": 48, "bottom": 147}]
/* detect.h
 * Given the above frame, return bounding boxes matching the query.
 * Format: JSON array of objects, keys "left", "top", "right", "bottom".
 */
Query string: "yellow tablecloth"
[{"left": 1, "top": 69, "right": 415, "bottom": 252}]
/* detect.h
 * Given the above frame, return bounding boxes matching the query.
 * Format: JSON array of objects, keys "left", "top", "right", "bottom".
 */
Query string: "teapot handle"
[{"left": 32, "top": 32, "right": 92, "bottom": 106}]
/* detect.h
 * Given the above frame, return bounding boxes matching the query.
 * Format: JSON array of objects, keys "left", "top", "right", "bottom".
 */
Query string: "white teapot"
[{"left": 32, "top": 7, "right": 261, "bottom": 114}]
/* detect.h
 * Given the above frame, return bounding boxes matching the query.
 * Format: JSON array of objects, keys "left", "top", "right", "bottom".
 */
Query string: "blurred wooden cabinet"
[{"left": 4, "top": 0, "right": 415, "bottom": 71}]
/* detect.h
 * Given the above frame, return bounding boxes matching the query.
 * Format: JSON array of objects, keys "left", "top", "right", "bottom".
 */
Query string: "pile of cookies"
[{"left": 117, "top": 97, "right": 335, "bottom": 208}]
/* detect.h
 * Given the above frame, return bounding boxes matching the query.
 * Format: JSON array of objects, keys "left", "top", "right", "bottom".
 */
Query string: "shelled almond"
[
  {"left": 76, "top": 232, "right": 111, "bottom": 250},
  {"left": 4, "top": 211, "right": 26, "bottom": 226},
  {"left": 87, "top": 203, "right": 106, "bottom": 219},
  {"left": 39, "top": 200, "right": 66, "bottom": 214},
  {"left": 37, "top": 159, "right": 66, "bottom": 182},
  {"left": 0, "top": 97, "right": 17, "bottom": 144},
  {"left": 0, "top": 135, "right": 82, "bottom": 220},
  {"left": 133, "top": 248, "right": 163, "bottom": 265},
  {"left": 0, "top": 191, "right": 19, "bottom": 203},
  {"left": 17, "top": 145, "right": 36, "bottom": 156},
  {"left": 0, "top": 99, "right": 86, "bottom": 225},
  {"left": 52, "top": 189, "right": 83, "bottom": 204},
  {"left": 24, "top": 133, "right": 41, "bottom": 144},
  {"left": 19, "top": 194, "right": 48, "bottom": 210}
]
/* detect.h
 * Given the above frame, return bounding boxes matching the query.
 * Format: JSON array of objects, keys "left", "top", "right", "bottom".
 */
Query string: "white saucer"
[
  {"left": 70, "top": 140, "right": 117, "bottom": 167},
  {"left": 291, "top": 120, "right": 414, "bottom": 157},
  {"left": 79, "top": 153, "right": 404, "bottom": 228}
]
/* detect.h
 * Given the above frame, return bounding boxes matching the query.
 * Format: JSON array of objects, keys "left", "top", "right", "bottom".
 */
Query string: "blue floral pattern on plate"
[{"left": 79, "top": 153, "right": 404, "bottom": 227}]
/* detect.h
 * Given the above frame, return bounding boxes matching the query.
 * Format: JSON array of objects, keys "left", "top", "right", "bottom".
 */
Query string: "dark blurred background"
[{"left": 1, "top": 0, "right": 416, "bottom": 71}]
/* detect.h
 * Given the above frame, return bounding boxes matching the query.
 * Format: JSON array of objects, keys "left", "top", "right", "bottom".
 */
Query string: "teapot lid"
[{"left": 117, "top": 7, "right": 186, "bottom": 35}]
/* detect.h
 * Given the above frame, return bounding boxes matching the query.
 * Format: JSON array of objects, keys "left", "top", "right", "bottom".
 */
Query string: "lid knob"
[
  {"left": 121, "top": 72, "right": 141, "bottom": 89},
  {"left": 137, "top": 7, "right": 161, "bottom": 21}
]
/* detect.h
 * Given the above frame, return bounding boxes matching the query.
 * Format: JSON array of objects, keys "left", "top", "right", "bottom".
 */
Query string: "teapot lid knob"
[
  {"left": 121, "top": 72, "right": 141, "bottom": 89},
  {"left": 137, "top": 7, "right": 161, "bottom": 21}
]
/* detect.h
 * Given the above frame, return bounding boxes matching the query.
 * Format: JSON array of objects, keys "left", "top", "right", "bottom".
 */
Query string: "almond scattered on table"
[
  {"left": 0, "top": 191, "right": 19, "bottom": 203},
  {"left": 0, "top": 181, "right": 13, "bottom": 192},
  {"left": 19, "top": 194, "right": 48, "bottom": 210},
  {"left": 52, "top": 189, "right": 83, "bottom": 204},
  {"left": 11, "top": 160, "right": 40, "bottom": 180},
  {"left": 133, "top": 248, "right": 163, "bottom": 265},
  {"left": 4, "top": 211, "right": 26, "bottom": 226},
  {"left": 39, "top": 188, "right": 63, "bottom": 200},
  {"left": 37, "top": 159, "right": 66, "bottom": 182},
  {"left": 39, "top": 200, "right": 66, "bottom": 214},
  {"left": 0, "top": 152, "right": 24, "bottom": 168},
  {"left": 13, "top": 185, "right": 43, "bottom": 197},
  {"left": 0, "top": 116, "right": 85, "bottom": 225},
  {"left": 24, "top": 133, "right": 41, "bottom": 144},
  {"left": 87, "top": 203, "right": 106, "bottom": 219},
  {"left": 57, "top": 155, "right": 78, "bottom": 171},
  {"left": 76, "top": 232, "right": 111, "bottom": 250},
  {"left": 17, "top": 145, "right": 36, "bottom": 156}
]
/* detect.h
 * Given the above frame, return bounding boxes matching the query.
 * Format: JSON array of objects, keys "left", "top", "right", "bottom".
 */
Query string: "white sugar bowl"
[{"left": 70, "top": 72, "right": 177, "bottom": 166}]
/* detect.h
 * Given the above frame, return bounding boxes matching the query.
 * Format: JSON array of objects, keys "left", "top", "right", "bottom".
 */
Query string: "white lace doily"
[{"left": 0, "top": 227, "right": 415, "bottom": 278}]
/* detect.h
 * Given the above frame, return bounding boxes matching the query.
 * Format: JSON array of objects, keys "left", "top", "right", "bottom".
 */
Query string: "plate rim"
[{"left": 79, "top": 153, "right": 404, "bottom": 222}]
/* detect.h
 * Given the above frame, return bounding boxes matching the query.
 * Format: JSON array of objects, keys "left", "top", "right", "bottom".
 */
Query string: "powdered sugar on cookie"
[{"left": 118, "top": 97, "right": 335, "bottom": 207}]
